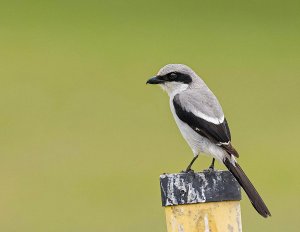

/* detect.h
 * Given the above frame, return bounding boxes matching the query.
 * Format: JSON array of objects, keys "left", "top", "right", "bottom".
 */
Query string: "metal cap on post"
[{"left": 160, "top": 170, "right": 242, "bottom": 232}]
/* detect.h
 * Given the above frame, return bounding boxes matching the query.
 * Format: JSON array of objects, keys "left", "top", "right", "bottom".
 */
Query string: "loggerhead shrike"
[{"left": 146, "top": 64, "right": 271, "bottom": 218}]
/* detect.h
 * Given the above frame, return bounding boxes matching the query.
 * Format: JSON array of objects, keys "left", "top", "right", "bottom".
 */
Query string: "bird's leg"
[
  {"left": 185, "top": 155, "right": 199, "bottom": 172},
  {"left": 208, "top": 158, "right": 215, "bottom": 171}
]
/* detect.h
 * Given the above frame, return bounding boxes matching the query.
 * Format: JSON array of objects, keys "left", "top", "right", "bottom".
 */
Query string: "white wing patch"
[
  {"left": 217, "top": 141, "right": 230, "bottom": 146},
  {"left": 193, "top": 110, "right": 225, "bottom": 125}
]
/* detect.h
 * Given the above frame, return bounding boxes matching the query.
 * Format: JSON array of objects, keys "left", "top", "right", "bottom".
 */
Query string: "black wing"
[{"left": 173, "top": 95, "right": 239, "bottom": 157}]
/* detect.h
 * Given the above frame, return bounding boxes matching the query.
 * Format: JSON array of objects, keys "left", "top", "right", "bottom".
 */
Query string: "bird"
[{"left": 146, "top": 64, "right": 271, "bottom": 218}]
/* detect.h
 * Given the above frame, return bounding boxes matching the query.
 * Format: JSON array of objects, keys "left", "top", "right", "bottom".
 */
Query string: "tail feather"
[{"left": 223, "top": 157, "right": 271, "bottom": 218}]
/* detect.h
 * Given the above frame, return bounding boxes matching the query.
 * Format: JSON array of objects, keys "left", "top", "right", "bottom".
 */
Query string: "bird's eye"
[{"left": 170, "top": 73, "right": 177, "bottom": 80}]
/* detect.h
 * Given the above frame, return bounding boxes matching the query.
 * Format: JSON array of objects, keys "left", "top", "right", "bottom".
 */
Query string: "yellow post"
[{"left": 160, "top": 171, "right": 242, "bottom": 232}]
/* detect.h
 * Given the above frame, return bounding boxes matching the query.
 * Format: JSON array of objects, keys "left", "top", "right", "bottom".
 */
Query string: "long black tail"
[{"left": 223, "top": 157, "right": 271, "bottom": 218}]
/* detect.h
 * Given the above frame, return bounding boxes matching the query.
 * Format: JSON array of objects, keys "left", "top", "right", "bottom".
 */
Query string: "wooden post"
[{"left": 160, "top": 170, "right": 242, "bottom": 232}]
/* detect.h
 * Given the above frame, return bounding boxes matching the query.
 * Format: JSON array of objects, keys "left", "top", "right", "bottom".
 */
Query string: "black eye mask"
[{"left": 160, "top": 72, "right": 192, "bottom": 84}]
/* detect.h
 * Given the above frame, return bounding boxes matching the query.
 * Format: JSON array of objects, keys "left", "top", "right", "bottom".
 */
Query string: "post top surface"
[{"left": 160, "top": 170, "right": 241, "bottom": 206}]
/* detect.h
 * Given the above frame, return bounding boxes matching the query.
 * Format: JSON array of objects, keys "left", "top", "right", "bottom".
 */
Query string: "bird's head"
[{"left": 146, "top": 64, "right": 199, "bottom": 96}]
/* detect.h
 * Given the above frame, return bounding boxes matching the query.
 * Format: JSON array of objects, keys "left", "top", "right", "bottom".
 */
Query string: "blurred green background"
[{"left": 0, "top": 0, "right": 299, "bottom": 231}]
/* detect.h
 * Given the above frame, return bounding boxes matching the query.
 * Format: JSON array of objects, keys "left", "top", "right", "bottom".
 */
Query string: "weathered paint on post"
[
  {"left": 160, "top": 171, "right": 242, "bottom": 232},
  {"left": 165, "top": 201, "right": 242, "bottom": 232}
]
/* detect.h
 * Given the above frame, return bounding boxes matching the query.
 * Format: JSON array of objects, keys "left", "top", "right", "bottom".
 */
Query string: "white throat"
[{"left": 160, "top": 82, "right": 189, "bottom": 98}]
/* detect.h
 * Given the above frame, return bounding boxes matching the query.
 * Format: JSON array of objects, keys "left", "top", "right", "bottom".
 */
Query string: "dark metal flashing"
[{"left": 160, "top": 170, "right": 241, "bottom": 207}]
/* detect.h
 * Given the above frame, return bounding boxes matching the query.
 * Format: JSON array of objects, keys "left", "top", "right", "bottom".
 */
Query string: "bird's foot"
[
  {"left": 181, "top": 168, "right": 195, "bottom": 174},
  {"left": 208, "top": 164, "right": 215, "bottom": 171},
  {"left": 203, "top": 166, "right": 215, "bottom": 173},
  {"left": 182, "top": 155, "right": 199, "bottom": 174},
  {"left": 204, "top": 158, "right": 215, "bottom": 173}
]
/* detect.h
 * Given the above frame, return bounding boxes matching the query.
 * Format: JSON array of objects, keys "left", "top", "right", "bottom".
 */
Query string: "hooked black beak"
[{"left": 146, "top": 76, "right": 164, "bottom": 84}]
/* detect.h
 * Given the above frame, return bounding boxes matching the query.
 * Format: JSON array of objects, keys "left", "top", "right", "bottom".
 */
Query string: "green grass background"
[{"left": 0, "top": 0, "right": 299, "bottom": 231}]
